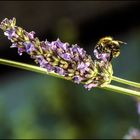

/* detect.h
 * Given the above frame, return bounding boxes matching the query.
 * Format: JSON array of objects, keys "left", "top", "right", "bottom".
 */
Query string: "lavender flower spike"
[{"left": 0, "top": 17, "right": 114, "bottom": 90}]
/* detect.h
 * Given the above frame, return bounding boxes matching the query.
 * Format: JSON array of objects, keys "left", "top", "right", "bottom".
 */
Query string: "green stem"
[
  {"left": 102, "top": 85, "right": 140, "bottom": 97},
  {"left": 112, "top": 76, "right": 140, "bottom": 88},
  {"left": 0, "top": 58, "right": 140, "bottom": 97},
  {"left": 0, "top": 58, "right": 65, "bottom": 80}
]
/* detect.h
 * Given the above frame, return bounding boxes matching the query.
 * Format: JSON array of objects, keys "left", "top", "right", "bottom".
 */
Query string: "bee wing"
[{"left": 117, "top": 40, "right": 127, "bottom": 45}]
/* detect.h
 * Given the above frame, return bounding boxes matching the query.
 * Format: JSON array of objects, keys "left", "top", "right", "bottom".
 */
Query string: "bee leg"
[{"left": 109, "top": 52, "right": 113, "bottom": 62}]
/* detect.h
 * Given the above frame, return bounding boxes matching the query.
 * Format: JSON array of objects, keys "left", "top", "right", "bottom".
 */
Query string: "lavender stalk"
[
  {"left": 0, "top": 17, "right": 114, "bottom": 90},
  {"left": 0, "top": 17, "right": 140, "bottom": 97}
]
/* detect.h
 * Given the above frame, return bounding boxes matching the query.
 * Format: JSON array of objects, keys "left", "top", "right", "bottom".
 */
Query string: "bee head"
[{"left": 94, "top": 36, "right": 126, "bottom": 62}]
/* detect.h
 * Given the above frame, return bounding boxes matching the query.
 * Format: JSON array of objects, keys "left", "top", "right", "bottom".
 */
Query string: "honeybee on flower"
[{"left": 94, "top": 36, "right": 126, "bottom": 62}]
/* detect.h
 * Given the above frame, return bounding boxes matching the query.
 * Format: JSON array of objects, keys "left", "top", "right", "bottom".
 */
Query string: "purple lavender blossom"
[
  {"left": 60, "top": 53, "right": 72, "bottom": 61},
  {"left": 77, "top": 47, "right": 86, "bottom": 58},
  {"left": 45, "top": 63, "right": 53, "bottom": 72},
  {"left": 23, "top": 42, "right": 36, "bottom": 54},
  {"left": 4, "top": 29, "right": 18, "bottom": 40},
  {"left": 0, "top": 17, "right": 114, "bottom": 90},
  {"left": 71, "top": 45, "right": 79, "bottom": 54},
  {"left": 27, "top": 31, "right": 35, "bottom": 40},
  {"left": 94, "top": 49, "right": 110, "bottom": 62},
  {"left": 73, "top": 76, "right": 83, "bottom": 84},
  {"left": 77, "top": 62, "right": 90, "bottom": 70},
  {"left": 54, "top": 66, "right": 66, "bottom": 76},
  {"left": 84, "top": 83, "right": 98, "bottom": 90}
]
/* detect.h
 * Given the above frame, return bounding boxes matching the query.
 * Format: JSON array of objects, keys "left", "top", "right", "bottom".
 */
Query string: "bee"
[{"left": 94, "top": 36, "right": 126, "bottom": 62}]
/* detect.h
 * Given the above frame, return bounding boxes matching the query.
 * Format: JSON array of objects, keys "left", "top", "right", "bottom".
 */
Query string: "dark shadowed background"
[{"left": 0, "top": 1, "right": 140, "bottom": 139}]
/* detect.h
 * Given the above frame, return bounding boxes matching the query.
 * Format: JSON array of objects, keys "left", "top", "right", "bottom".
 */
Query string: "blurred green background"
[{"left": 0, "top": 1, "right": 140, "bottom": 139}]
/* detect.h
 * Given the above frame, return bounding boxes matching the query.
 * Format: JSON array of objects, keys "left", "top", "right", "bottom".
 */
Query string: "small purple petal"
[
  {"left": 23, "top": 42, "right": 36, "bottom": 54},
  {"left": 4, "top": 29, "right": 18, "bottom": 40},
  {"left": 36, "top": 56, "right": 53, "bottom": 72},
  {"left": 56, "top": 38, "right": 65, "bottom": 48},
  {"left": 11, "top": 43, "right": 26, "bottom": 56},
  {"left": 35, "top": 55, "right": 44, "bottom": 62},
  {"left": 0, "top": 18, "right": 8, "bottom": 28},
  {"left": 44, "top": 63, "right": 53, "bottom": 72},
  {"left": 51, "top": 39, "right": 62, "bottom": 48},
  {"left": 71, "top": 45, "right": 78, "bottom": 53},
  {"left": 77, "top": 62, "right": 85, "bottom": 69},
  {"left": 51, "top": 42, "right": 57, "bottom": 51},
  {"left": 41, "top": 41, "right": 48, "bottom": 51},
  {"left": 45, "top": 39, "right": 51, "bottom": 47},
  {"left": 85, "top": 62, "right": 90, "bottom": 67},
  {"left": 73, "top": 76, "right": 83, "bottom": 84},
  {"left": 77, "top": 62, "right": 90, "bottom": 73},
  {"left": 73, "top": 55, "right": 80, "bottom": 61},
  {"left": 62, "top": 43, "right": 69, "bottom": 50},
  {"left": 94, "top": 49, "right": 110, "bottom": 62},
  {"left": 61, "top": 53, "right": 71, "bottom": 61},
  {"left": 51, "top": 39, "right": 69, "bottom": 53},
  {"left": 94, "top": 49, "right": 99, "bottom": 58},
  {"left": 35, "top": 55, "right": 48, "bottom": 66},
  {"left": 77, "top": 47, "right": 86, "bottom": 58},
  {"left": 18, "top": 47, "right": 26, "bottom": 55},
  {"left": 2, "top": 18, "right": 8, "bottom": 24},
  {"left": 99, "top": 53, "right": 110, "bottom": 62},
  {"left": 54, "top": 66, "right": 65, "bottom": 76},
  {"left": 77, "top": 62, "right": 90, "bottom": 71},
  {"left": 84, "top": 83, "right": 98, "bottom": 90},
  {"left": 28, "top": 31, "right": 35, "bottom": 39}
]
